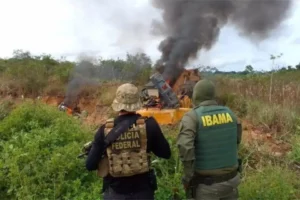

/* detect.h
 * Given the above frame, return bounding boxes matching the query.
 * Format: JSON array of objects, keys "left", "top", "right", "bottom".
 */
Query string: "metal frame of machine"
[{"left": 137, "top": 69, "right": 200, "bottom": 125}]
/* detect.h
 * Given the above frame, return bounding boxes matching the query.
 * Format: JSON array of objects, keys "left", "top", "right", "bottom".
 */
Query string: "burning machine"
[
  {"left": 149, "top": 73, "right": 180, "bottom": 109},
  {"left": 137, "top": 69, "right": 200, "bottom": 125}
]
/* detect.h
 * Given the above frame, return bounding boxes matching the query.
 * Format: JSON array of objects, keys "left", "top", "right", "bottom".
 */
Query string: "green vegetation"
[
  {"left": 0, "top": 50, "right": 152, "bottom": 97},
  {"left": 1, "top": 101, "right": 299, "bottom": 199},
  {"left": 0, "top": 102, "right": 102, "bottom": 200},
  {"left": 1, "top": 50, "right": 300, "bottom": 199},
  {"left": 239, "top": 165, "right": 299, "bottom": 200}
]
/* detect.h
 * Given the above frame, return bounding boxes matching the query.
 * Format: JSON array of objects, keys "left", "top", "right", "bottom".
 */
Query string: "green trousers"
[{"left": 190, "top": 173, "right": 241, "bottom": 200}]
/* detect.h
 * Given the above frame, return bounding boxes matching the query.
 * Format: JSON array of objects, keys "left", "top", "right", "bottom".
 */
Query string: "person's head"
[
  {"left": 111, "top": 83, "right": 142, "bottom": 114},
  {"left": 192, "top": 79, "right": 215, "bottom": 106}
]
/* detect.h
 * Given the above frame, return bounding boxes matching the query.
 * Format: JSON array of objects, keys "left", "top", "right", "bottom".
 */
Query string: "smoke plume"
[
  {"left": 63, "top": 55, "right": 99, "bottom": 107},
  {"left": 151, "top": 0, "right": 293, "bottom": 84},
  {"left": 63, "top": 52, "right": 152, "bottom": 107}
]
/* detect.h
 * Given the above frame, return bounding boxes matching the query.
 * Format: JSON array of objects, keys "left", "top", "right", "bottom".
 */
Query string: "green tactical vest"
[{"left": 194, "top": 105, "right": 238, "bottom": 171}]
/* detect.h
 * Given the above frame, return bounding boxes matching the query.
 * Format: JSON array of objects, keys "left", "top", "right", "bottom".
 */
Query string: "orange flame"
[{"left": 66, "top": 107, "right": 73, "bottom": 116}]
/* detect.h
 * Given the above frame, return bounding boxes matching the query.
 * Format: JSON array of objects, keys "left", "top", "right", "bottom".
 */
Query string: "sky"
[{"left": 0, "top": 0, "right": 299, "bottom": 72}]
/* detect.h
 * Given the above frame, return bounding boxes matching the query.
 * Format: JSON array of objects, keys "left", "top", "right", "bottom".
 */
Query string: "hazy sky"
[{"left": 0, "top": 0, "right": 299, "bottom": 71}]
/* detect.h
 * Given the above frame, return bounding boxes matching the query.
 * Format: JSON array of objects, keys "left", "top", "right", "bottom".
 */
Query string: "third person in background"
[{"left": 177, "top": 79, "right": 242, "bottom": 200}]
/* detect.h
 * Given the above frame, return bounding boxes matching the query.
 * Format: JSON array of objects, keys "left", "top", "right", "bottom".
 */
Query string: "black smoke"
[
  {"left": 151, "top": 0, "right": 293, "bottom": 84},
  {"left": 63, "top": 56, "right": 99, "bottom": 107}
]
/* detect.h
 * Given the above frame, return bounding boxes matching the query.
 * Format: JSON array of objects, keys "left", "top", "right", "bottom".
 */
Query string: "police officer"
[
  {"left": 86, "top": 83, "right": 171, "bottom": 200},
  {"left": 177, "top": 79, "right": 242, "bottom": 200}
]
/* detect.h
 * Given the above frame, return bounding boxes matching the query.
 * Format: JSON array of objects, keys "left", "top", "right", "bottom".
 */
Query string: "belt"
[{"left": 192, "top": 170, "right": 238, "bottom": 186}]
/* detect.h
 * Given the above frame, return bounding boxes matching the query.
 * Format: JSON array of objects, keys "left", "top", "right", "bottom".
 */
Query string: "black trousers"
[{"left": 103, "top": 186, "right": 154, "bottom": 200}]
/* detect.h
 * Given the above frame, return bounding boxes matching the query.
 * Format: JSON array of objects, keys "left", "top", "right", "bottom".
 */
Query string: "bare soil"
[
  {"left": 242, "top": 119, "right": 291, "bottom": 157},
  {"left": 1, "top": 94, "right": 292, "bottom": 157}
]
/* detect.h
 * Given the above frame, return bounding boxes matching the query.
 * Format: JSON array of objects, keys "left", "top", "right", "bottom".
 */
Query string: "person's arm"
[
  {"left": 177, "top": 111, "right": 197, "bottom": 185},
  {"left": 146, "top": 117, "right": 171, "bottom": 159},
  {"left": 85, "top": 125, "right": 105, "bottom": 171}
]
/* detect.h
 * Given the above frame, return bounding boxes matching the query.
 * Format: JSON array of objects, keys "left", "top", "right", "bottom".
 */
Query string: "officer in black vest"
[{"left": 86, "top": 83, "right": 171, "bottom": 200}]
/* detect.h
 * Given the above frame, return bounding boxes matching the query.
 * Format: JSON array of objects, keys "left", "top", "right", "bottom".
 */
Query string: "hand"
[{"left": 82, "top": 141, "right": 93, "bottom": 155}]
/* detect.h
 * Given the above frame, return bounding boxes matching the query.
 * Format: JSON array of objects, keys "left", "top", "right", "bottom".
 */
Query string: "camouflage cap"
[{"left": 111, "top": 83, "right": 142, "bottom": 112}]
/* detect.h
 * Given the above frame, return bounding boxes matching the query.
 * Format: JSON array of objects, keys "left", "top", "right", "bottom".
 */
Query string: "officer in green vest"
[{"left": 177, "top": 79, "right": 242, "bottom": 200}]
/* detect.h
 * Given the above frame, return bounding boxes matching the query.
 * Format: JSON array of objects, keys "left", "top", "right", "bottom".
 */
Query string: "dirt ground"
[
  {"left": 1, "top": 94, "right": 292, "bottom": 157},
  {"left": 241, "top": 119, "right": 291, "bottom": 157},
  {"left": 40, "top": 95, "right": 112, "bottom": 126}
]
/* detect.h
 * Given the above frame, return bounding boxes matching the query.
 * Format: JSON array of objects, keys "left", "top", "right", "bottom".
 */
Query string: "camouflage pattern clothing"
[
  {"left": 177, "top": 79, "right": 242, "bottom": 200},
  {"left": 111, "top": 83, "right": 143, "bottom": 112},
  {"left": 86, "top": 83, "right": 171, "bottom": 200}
]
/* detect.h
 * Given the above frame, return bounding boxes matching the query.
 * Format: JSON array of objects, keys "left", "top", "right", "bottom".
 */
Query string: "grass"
[
  {"left": 239, "top": 165, "right": 300, "bottom": 200},
  {"left": 218, "top": 93, "right": 299, "bottom": 141},
  {"left": 0, "top": 101, "right": 300, "bottom": 199},
  {"left": 1, "top": 60, "right": 300, "bottom": 199},
  {"left": 289, "top": 134, "right": 300, "bottom": 164},
  {"left": 214, "top": 77, "right": 300, "bottom": 199},
  {"left": 215, "top": 72, "right": 300, "bottom": 109}
]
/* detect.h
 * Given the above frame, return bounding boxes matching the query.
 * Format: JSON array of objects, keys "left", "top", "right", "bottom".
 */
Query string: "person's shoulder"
[
  {"left": 105, "top": 117, "right": 115, "bottom": 122},
  {"left": 133, "top": 115, "right": 148, "bottom": 126},
  {"left": 93, "top": 123, "right": 106, "bottom": 140},
  {"left": 141, "top": 116, "right": 157, "bottom": 125},
  {"left": 96, "top": 118, "right": 115, "bottom": 133},
  {"left": 95, "top": 123, "right": 106, "bottom": 133},
  {"left": 103, "top": 117, "right": 115, "bottom": 128},
  {"left": 182, "top": 109, "right": 197, "bottom": 121},
  {"left": 139, "top": 116, "right": 162, "bottom": 129},
  {"left": 185, "top": 108, "right": 196, "bottom": 115}
]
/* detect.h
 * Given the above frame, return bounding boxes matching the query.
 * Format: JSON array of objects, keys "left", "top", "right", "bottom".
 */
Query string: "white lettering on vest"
[{"left": 111, "top": 130, "right": 141, "bottom": 151}]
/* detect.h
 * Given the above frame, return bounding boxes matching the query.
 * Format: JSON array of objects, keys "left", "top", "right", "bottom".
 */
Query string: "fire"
[
  {"left": 66, "top": 107, "right": 73, "bottom": 116},
  {"left": 58, "top": 102, "right": 73, "bottom": 116}
]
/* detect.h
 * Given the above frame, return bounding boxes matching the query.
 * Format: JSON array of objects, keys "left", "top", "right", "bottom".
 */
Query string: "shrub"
[
  {"left": 0, "top": 100, "right": 14, "bottom": 121},
  {"left": 0, "top": 102, "right": 101, "bottom": 200},
  {"left": 1, "top": 102, "right": 299, "bottom": 200}
]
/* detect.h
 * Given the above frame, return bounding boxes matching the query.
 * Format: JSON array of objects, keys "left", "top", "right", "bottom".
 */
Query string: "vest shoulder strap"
[
  {"left": 105, "top": 118, "right": 114, "bottom": 128},
  {"left": 193, "top": 106, "right": 205, "bottom": 130},
  {"left": 136, "top": 116, "right": 147, "bottom": 125},
  {"left": 105, "top": 116, "right": 148, "bottom": 128}
]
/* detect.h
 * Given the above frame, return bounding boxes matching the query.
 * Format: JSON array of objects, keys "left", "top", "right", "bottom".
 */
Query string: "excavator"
[
  {"left": 137, "top": 69, "right": 201, "bottom": 125},
  {"left": 58, "top": 68, "right": 200, "bottom": 125},
  {"left": 76, "top": 68, "right": 200, "bottom": 160}
]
